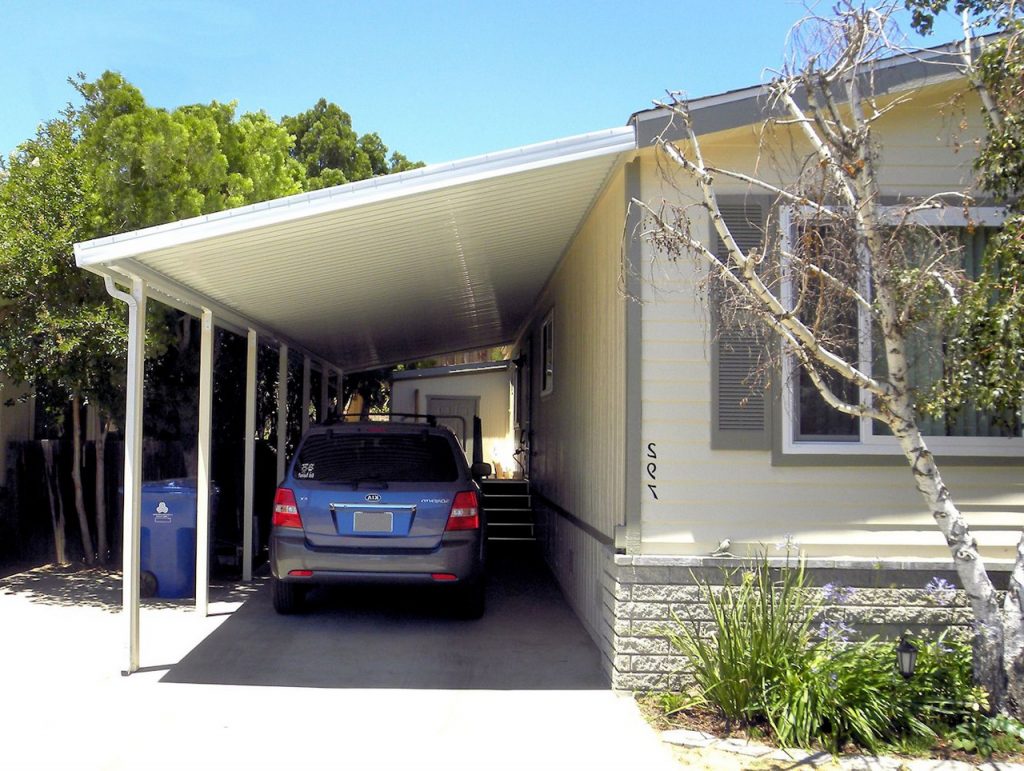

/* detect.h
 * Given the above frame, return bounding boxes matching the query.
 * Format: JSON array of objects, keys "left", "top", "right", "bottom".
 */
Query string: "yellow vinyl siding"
[
  {"left": 637, "top": 83, "right": 1024, "bottom": 561},
  {"left": 524, "top": 166, "right": 627, "bottom": 539}
]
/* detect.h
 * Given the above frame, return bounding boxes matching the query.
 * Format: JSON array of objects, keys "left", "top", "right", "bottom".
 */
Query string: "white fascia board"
[{"left": 74, "top": 126, "right": 637, "bottom": 268}]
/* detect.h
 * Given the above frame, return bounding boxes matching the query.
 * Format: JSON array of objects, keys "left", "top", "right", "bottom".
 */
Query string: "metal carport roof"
[
  {"left": 73, "top": 125, "right": 637, "bottom": 675},
  {"left": 75, "top": 126, "right": 637, "bottom": 371}
]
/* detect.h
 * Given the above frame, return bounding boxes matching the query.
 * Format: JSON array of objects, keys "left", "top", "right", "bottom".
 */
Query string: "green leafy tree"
[
  {"left": 0, "top": 71, "right": 326, "bottom": 565},
  {"left": 75, "top": 72, "right": 304, "bottom": 233},
  {"left": 0, "top": 115, "right": 123, "bottom": 564},
  {"left": 906, "top": 2, "right": 1023, "bottom": 415},
  {"left": 282, "top": 98, "right": 423, "bottom": 191}
]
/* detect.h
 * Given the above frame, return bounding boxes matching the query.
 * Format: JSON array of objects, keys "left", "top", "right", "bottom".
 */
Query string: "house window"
[
  {"left": 541, "top": 311, "right": 554, "bottom": 396},
  {"left": 780, "top": 206, "right": 1023, "bottom": 457}
]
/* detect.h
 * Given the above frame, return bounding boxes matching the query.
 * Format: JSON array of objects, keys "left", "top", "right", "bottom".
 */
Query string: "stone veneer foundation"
[{"left": 601, "top": 554, "right": 989, "bottom": 692}]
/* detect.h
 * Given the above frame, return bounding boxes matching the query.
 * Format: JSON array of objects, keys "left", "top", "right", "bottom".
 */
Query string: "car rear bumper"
[{"left": 270, "top": 528, "right": 484, "bottom": 585}]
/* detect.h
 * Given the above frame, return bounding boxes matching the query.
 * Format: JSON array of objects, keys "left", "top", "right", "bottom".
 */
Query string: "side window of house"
[
  {"left": 541, "top": 311, "right": 554, "bottom": 396},
  {"left": 782, "top": 210, "right": 1021, "bottom": 455}
]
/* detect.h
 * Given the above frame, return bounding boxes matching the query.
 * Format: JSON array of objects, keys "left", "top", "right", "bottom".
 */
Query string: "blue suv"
[{"left": 269, "top": 417, "right": 489, "bottom": 617}]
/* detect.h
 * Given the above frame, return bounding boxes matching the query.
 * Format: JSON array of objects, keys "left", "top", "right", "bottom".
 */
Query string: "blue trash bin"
[{"left": 139, "top": 479, "right": 216, "bottom": 599}]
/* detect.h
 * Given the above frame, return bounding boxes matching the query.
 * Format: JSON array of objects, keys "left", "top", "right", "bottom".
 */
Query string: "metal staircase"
[{"left": 480, "top": 478, "right": 535, "bottom": 542}]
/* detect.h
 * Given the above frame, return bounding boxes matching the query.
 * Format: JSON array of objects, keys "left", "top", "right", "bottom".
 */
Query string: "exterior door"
[{"left": 426, "top": 395, "right": 479, "bottom": 461}]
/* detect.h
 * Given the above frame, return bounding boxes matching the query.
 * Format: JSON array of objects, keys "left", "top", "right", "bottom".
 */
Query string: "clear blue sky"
[{"left": 1, "top": 1, "right": 968, "bottom": 165}]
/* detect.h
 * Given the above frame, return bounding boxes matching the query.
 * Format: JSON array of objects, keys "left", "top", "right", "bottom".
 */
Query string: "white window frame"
[
  {"left": 540, "top": 309, "right": 554, "bottom": 396},
  {"left": 779, "top": 205, "right": 1023, "bottom": 457}
]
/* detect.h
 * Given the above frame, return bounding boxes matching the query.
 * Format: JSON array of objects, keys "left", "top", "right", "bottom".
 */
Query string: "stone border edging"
[{"left": 661, "top": 728, "right": 1024, "bottom": 770}]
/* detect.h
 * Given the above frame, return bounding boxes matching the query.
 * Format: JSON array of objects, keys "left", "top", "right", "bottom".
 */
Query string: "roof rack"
[{"left": 323, "top": 412, "right": 439, "bottom": 427}]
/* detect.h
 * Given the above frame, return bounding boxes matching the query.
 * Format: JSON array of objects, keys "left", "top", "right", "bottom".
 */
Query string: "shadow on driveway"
[{"left": 161, "top": 542, "right": 608, "bottom": 690}]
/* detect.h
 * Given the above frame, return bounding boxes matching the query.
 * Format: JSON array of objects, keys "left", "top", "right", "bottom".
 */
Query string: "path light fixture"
[{"left": 896, "top": 635, "right": 918, "bottom": 679}]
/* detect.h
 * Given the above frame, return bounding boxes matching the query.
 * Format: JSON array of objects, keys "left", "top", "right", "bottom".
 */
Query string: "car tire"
[
  {"left": 456, "top": 577, "right": 485, "bottom": 620},
  {"left": 272, "top": 577, "right": 305, "bottom": 614}
]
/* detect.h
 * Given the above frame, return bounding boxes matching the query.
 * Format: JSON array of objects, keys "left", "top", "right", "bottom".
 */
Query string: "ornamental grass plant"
[{"left": 664, "top": 554, "right": 822, "bottom": 728}]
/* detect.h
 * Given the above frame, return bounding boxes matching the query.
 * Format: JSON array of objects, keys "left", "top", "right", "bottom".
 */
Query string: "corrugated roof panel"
[{"left": 75, "top": 127, "right": 636, "bottom": 370}]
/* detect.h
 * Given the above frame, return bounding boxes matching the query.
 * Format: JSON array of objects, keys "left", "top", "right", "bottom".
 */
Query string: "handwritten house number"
[{"left": 646, "top": 442, "right": 658, "bottom": 500}]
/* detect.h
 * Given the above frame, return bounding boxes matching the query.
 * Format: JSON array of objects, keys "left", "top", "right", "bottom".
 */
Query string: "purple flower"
[
  {"left": 816, "top": 619, "right": 856, "bottom": 643},
  {"left": 822, "top": 582, "right": 855, "bottom": 604},
  {"left": 925, "top": 576, "right": 957, "bottom": 607}
]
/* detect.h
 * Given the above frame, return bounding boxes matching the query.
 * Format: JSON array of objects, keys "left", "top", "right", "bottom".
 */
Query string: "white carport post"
[
  {"left": 319, "top": 362, "right": 329, "bottom": 423},
  {"left": 104, "top": 275, "right": 146, "bottom": 676},
  {"left": 241, "top": 329, "right": 257, "bottom": 582},
  {"left": 276, "top": 344, "right": 288, "bottom": 482},
  {"left": 195, "top": 309, "right": 214, "bottom": 617},
  {"left": 301, "top": 355, "right": 311, "bottom": 434}
]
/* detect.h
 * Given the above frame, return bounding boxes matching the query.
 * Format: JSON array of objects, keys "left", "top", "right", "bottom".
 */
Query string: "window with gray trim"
[
  {"left": 781, "top": 209, "right": 1022, "bottom": 455},
  {"left": 541, "top": 310, "right": 554, "bottom": 396}
]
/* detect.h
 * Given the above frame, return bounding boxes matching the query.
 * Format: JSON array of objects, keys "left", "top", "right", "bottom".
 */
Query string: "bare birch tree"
[{"left": 637, "top": 2, "right": 1023, "bottom": 712}]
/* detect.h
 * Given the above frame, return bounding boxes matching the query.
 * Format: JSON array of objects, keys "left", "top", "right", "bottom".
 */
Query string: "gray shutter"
[{"left": 710, "top": 197, "right": 771, "bottom": 450}]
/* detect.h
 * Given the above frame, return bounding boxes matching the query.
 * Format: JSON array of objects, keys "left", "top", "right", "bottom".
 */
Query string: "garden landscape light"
[{"left": 896, "top": 635, "right": 918, "bottom": 679}]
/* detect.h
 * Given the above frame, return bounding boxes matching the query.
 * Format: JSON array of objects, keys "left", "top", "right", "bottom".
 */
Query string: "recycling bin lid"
[{"left": 130, "top": 478, "right": 220, "bottom": 494}]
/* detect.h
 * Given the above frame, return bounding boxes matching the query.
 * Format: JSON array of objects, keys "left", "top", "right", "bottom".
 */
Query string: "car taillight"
[
  {"left": 272, "top": 488, "right": 303, "bottom": 529},
  {"left": 445, "top": 491, "right": 479, "bottom": 532}
]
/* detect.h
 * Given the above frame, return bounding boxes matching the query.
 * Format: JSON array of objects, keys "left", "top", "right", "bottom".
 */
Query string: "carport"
[{"left": 73, "top": 126, "right": 637, "bottom": 674}]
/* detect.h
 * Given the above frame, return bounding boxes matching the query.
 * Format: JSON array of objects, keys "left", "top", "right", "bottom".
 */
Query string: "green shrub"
[
  {"left": 895, "top": 631, "right": 982, "bottom": 728},
  {"left": 946, "top": 712, "right": 1024, "bottom": 757},
  {"left": 765, "top": 641, "right": 932, "bottom": 753},
  {"left": 661, "top": 555, "right": 993, "bottom": 754}
]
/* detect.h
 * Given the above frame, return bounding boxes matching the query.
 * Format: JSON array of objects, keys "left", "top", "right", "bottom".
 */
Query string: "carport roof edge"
[{"left": 73, "top": 126, "right": 637, "bottom": 266}]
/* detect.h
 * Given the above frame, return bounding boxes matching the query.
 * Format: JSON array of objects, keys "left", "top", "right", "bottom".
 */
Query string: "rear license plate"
[{"left": 353, "top": 510, "right": 394, "bottom": 533}]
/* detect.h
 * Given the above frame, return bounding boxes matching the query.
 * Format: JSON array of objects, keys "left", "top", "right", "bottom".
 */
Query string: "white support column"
[
  {"left": 319, "top": 362, "right": 329, "bottom": 423},
  {"left": 301, "top": 355, "right": 311, "bottom": 435},
  {"left": 277, "top": 344, "right": 288, "bottom": 482},
  {"left": 106, "top": 276, "right": 146, "bottom": 676},
  {"left": 195, "top": 309, "right": 214, "bottom": 617},
  {"left": 242, "top": 329, "right": 257, "bottom": 582}
]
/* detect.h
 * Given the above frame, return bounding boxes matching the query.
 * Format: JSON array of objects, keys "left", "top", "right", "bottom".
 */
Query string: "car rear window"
[{"left": 294, "top": 432, "right": 460, "bottom": 483}]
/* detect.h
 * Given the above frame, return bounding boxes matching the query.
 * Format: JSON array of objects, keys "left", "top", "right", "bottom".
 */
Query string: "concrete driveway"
[{"left": 0, "top": 544, "right": 678, "bottom": 770}]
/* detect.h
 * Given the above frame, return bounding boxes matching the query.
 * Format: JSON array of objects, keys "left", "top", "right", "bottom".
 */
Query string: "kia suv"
[{"left": 269, "top": 417, "right": 489, "bottom": 617}]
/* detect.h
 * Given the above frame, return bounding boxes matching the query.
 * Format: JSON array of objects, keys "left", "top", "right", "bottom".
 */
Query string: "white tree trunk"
[
  {"left": 1003, "top": 534, "right": 1024, "bottom": 712},
  {"left": 891, "top": 415, "right": 1006, "bottom": 709}
]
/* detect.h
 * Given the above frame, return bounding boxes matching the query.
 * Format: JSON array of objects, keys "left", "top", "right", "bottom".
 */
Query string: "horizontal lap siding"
[
  {"left": 528, "top": 169, "right": 626, "bottom": 540},
  {"left": 637, "top": 85, "right": 1024, "bottom": 561},
  {"left": 518, "top": 167, "right": 628, "bottom": 647}
]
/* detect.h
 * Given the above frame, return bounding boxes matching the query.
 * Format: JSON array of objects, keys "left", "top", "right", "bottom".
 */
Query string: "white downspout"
[{"left": 104, "top": 275, "right": 146, "bottom": 676}]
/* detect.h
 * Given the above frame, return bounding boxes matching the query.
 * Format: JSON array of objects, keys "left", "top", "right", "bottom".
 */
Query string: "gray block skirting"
[{"left": 603, "top": 554, "right": 1007, "bottom": 692}]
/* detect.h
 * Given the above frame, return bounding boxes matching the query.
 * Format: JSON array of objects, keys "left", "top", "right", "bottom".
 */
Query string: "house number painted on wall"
[{"left": 646, "top": 442, "right": 658, "bottom": 500}]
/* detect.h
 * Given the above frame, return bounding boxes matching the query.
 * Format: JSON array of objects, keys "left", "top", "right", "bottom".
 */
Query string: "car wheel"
[
  {"left": 455, "top": 577, "right": 485, "bottom": 620},
  {"left": 272, "top": 577, "right": 305, "bottom": 614}
]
